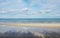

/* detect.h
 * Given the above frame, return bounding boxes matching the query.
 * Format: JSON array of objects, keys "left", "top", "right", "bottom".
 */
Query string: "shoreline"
[{"left": 0, "top": 23, "right": 60, "bottom": 28}]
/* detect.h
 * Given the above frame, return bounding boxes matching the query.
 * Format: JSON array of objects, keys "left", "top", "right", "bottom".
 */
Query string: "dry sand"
[{"left": 0, "top": 23, "right": 60, "bottom": 28}]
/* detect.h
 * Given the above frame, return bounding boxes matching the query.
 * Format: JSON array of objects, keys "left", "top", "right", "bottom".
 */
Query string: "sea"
[{"left": 0, "top": 18, "right": 60, "bottom": 23}]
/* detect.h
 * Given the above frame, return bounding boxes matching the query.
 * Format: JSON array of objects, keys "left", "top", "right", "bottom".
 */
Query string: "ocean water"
[{"left": 0, "top": 18, "right": 60, "bottom": 23}]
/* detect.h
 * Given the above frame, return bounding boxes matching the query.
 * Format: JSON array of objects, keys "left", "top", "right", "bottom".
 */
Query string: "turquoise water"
[{"left": 0, "top": 18, "right": 60, "bottom": 23}]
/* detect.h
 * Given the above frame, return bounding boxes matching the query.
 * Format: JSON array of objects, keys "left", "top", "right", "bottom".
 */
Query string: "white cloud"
[
  {"left": 40, "top": 9, "right": 51, "bottom": 13},
  {"left": 9, "top": 9, "right": 18, "bottom": 11},
  {"left": 17, "top": 0, "right": 23, "bottom": 3},
  {"left": 21, "top": 8, "right": 31, "bottom": 13},
  {"left": 21, "top": 8, "right": 29, "bottom": 11},
  {"left": 0, "top": 10, "right": 8, "bottom": 13},
  {"left": 0, "top": 2, "right": 9, "bottom": 5}
]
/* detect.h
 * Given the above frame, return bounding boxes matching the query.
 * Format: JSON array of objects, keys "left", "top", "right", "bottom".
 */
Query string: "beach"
[
  {"left": 0, "top": 23, "right": 60, "bottom": 28},
  {"left": 0, "top": 23, "right": 60, "bottom": 38}
]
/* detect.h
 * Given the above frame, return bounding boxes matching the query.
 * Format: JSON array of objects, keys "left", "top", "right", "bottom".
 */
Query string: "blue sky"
[{"left": 0, "top": 0, "right": 60, "bottom": 18}]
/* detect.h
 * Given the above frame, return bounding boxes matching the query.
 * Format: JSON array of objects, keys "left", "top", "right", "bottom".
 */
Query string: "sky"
[{"left": 0, "top": 0, "right": 60, "bottom": 18}]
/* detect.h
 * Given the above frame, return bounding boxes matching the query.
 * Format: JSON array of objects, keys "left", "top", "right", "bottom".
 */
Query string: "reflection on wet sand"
[{"left": 0, "top": 25, "right": 60, "bottom": 38}]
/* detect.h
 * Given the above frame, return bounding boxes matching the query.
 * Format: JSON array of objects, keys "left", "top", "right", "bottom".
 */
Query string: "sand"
[{"left": 0, "top": 23, "right": 60, "bottom": 28}]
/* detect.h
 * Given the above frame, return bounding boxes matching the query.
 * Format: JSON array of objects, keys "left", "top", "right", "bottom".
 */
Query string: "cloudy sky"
[{"left": 0, "top": 0, "right": 60, "bottom": 18}]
